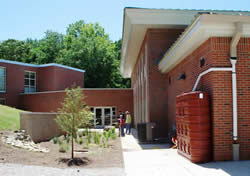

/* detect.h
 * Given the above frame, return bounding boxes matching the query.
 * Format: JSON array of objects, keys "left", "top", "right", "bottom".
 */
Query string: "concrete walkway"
[
  {"left": 121, "top": 129, "right": 250, "bottom": 176},
  {"left": 0, "top": 164, "right": 124, "bottom": 176}
]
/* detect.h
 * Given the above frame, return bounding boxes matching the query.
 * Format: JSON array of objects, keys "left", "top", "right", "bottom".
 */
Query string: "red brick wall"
[
  {"left": 165, "top": 37, "right": 250, "bottom": 161},
  {"left": 38, "top": 66, "right": 84, "bottom": 91},
  {"left": 0, "top": 63, "right": 38, "bottom": 107},
  {"left": 131, "top": 29, "right": 184, "bottom": 138},
  {"left": 0, "top": 62, "right": 84, "bottom": 108},
  {"left": 19, "top": 89, "right": 134, "bottom": 117}
]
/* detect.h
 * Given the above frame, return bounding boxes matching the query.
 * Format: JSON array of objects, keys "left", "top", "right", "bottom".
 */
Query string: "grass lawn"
[{"left": 0, "top": 105, "right": 24, "bottom": 130}]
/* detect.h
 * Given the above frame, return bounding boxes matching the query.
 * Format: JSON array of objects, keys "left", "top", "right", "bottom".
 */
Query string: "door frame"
[{"left": 92, "top": 107, "right": 113, "bottom": 127}]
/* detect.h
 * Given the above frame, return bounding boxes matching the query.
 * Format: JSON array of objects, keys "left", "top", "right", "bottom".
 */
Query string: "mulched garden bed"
[{"left": 0, "top": 130, "right": 124, "bottom": 168}]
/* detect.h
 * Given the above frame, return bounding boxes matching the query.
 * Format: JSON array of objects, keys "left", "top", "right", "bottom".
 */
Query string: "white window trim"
[
  {"left": 90, "top": 106, "right": 116, "bottom": 127},
  {"left": 24, "top": 70, "right": 36, "bottom": 93},
  {"left": 0, "top": 66, "right": 6, "bottom": 93}
]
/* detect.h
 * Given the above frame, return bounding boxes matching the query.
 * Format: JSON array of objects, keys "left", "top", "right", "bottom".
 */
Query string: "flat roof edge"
[{"left": 0, "top": 59, "right": 85, "bottom": 73}]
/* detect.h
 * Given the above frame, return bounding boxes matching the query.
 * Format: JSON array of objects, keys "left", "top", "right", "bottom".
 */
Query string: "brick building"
[
  {"left": 0, "top": 59, "right": 133, "bottom": 127},
  {"left": 120, "top": 8, "right": 250, "bottom": 161}
]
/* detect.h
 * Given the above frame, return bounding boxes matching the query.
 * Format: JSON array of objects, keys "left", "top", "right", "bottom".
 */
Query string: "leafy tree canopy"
[{"left": 0, "top": 20, "right": 130, "bottom": 88}]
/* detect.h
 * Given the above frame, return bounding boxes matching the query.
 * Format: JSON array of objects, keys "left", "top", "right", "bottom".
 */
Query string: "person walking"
[{"left": 125, "top": 111, "right": 132, "bottom": 135}]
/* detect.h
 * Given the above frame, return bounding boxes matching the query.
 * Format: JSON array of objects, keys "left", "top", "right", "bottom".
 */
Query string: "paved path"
[
  {"left": 121, "top": 129, "right": 250, "bottom": 176},
  {"left": 0, "top": 164, "right": 125, "bottom": 176}
]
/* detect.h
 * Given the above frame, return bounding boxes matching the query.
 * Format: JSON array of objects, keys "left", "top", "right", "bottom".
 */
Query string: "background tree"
[
  {"left": 55, "top": 86, "right": 93, "bottom": 160},
  {"left": 0, "top": 20, "right": 131, "bottom": 88},
  {"left": 0, "top": 39, "right": 31, "bottom": 62}
]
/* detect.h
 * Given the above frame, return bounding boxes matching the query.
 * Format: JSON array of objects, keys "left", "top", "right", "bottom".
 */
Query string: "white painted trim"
[
  {"left": 91, "top": 106, "right": 116, "bottom": 127},
  {"left": 121, "top": 8, "right": 250, "bottom": 78},
  {"left": 159, "top": 14, "right": 250, "bottom": 73},
  {"left": 0, "top": 59, "right": 85, "bottom": 73},
  {"left": 192, "top": 67, "right": 232, "bottom": 91},
  {"left": 24, "top": 70, "right": 37, "bottom": 93}
]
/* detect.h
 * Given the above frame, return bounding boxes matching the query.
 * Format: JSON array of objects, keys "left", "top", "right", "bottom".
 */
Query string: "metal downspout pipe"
[{"left": 230, "top": 22, "right": 242, "bottom": 161}]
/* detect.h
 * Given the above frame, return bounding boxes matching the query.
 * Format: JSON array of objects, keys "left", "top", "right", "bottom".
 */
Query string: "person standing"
[
  {"left": 120, "top": 114, "right": 125, "bottom": 137},
  {"left": 125, "top": 111, "right": 132, "bottom": 135}
]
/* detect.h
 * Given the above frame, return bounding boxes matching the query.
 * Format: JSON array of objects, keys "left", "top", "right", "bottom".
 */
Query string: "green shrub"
[{"left": 52, "top": 137, "right": 58, "bottom": 144}]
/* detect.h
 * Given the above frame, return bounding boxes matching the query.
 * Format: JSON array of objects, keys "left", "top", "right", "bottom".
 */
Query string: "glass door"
[
  {"left": 92, "top": 107, "right": 116, "bottom": 127},
  {"left": 104, "top": 108, "right": 112, "bottom": 126},
  {"left": 95, "top": 108, "right": 102, "bottom": 126}
]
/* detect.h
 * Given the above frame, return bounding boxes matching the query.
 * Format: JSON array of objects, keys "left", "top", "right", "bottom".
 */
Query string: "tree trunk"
[{"left": 71, "top": 131, "right": 74, "bottom": 159}]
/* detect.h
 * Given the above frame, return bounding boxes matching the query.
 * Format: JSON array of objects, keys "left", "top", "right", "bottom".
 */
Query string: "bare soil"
[{"left": 0, "top": 131, "right": 124, "bottom": 168}]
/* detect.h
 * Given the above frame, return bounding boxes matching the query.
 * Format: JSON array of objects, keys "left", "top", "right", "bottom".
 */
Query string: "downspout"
[
  {"left": 230, "top": 22, "right": 242, "bottom": 161},
  {"left": 230, "top": 22, "right": 242, "bottom": 142},
  {"left": 192, "top": 23, "right": 242, "bottom": 161}
]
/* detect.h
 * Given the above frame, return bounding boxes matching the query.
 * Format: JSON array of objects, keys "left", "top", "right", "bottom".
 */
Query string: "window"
[
  {"left": 0, "top": 67, "right": 6, "bottom": 92},
  {"left": 24, "top": 71, "right": 36, "bottom": 93},
  {"left": 200, "top": 58, "right": 206, "bottom": 68},
  {"left": 0, "top": 98, "right": 6, "bottom": 105}
]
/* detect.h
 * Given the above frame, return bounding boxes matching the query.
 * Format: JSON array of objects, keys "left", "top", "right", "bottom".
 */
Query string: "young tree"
[{"left": 56, "top": 86, "right": 93, "bottom": 159}]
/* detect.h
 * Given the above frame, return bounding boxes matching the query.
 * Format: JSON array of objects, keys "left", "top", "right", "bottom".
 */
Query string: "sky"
[{"left": 0, "top": 0, "right": 250, "bottom": 42}]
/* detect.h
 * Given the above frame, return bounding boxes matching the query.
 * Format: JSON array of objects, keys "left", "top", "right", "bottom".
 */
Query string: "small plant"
[
  {"left": 111, "top": 133, "right": 116, "bottom": 140},
  {"left": 94, "top": 132, "right": 101, "bottom": 144},
  {"left": 87, "top": 133, "right": 91, "bottom": 143},
  {"left": 79, "top": 137, "right": 83, "bottom": 145},
  {"left": 111, "top": 127, "right": 115, "bottom": 135},
  {"left": 55, "top": 86, "right": 93, "bottom": 159},
  {"left": 75, "top": 136, "right": 78, "bottom": 144},
  {"left": 66, "top": 135, "right": 70, "bottom": 144},
  {"left": 111, "top": 127, "right": 116, "bottom": 140},
  {"left": 59, "top": 143, "right": 68, "bottom": 153},
  {"left": 85, "top": 128, "right": 89, "bottom": 136},
  {"left": 108, "top": 129, "right": 112, "bottom": 139},
  {"left": 79, "top": 132, "right": 83, "bottom": 138},
  {"left": 52, "top": 137, "right": 58, "bottom": 144},
  {"left": 58, "top": 138, "right": 62, "bottom": 145},
  {"left": 103, "top": 130, "right": 109, "bottom": 142},
  {"left": 84, "top": 140, "right": 89, "bottom": 149}
]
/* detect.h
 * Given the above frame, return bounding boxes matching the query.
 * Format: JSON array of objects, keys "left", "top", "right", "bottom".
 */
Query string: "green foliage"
[
  {"left": 0, "top": 39, "right": 31, "bottom": 62},
  {"left": 66, "top": 135, "right": 70, "bottom": 144},
  {"left": 93, "top": 132, "right": 101, "bottom": 145},
  {"left": 56, "top": 86, "right": 93, "bottom": 136},
  {"left": 0, "top": 21, "right": 130, "bottom": 88},
  {"left": 87, "top": 133, "right": 91, "bottom": 143},
  {"left": 52, "top": 137, "right": 59, "bottom": 144},
  {"left": 55, "top": 86, "right": 93, "bottom": 159}
]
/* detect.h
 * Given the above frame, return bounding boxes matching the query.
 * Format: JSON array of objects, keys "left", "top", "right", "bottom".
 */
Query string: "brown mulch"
[{"left": 0, "top": 131, "right": 124, "bottom": 168}]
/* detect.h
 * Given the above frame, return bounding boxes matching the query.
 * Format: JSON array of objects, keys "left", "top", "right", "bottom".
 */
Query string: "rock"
[{"left": 1, "top": 131, "right": 49, "bottom": 153}]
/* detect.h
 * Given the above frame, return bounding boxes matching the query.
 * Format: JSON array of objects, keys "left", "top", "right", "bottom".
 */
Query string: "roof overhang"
[
  {"left": 120, "top": 8, "right": 202, "bottom": 78},
  {"left": 158, "top": 14, "right": 250, "bottom": 73}
]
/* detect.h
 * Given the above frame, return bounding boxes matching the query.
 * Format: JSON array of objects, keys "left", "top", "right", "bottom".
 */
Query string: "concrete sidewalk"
[{"left": 121, "top": 129, "right": 250, "bottom": 176}]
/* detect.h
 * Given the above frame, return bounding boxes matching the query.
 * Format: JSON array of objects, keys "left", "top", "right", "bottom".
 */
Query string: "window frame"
[
  {"left": 0, "top": 66, "right": 6, "bottom": 93},
  {"left": 24, "top": 70, "right": 36, "bottom": 93},
  {"left": 0, "top": 98, "right": 6, "bottom": 105}
]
